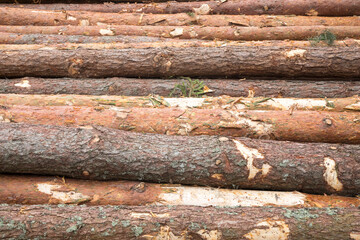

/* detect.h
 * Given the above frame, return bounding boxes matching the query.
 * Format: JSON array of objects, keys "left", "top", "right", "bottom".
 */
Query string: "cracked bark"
[{"left": 0, "top": 123, "right": 359, "bottom": 195}]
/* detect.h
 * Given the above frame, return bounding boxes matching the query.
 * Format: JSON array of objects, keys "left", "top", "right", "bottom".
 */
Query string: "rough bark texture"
[
  {"left": 1, "top": 77, "right": 360, "bottom": 98},
  {"left": 3, "top": 175, "right": 360, "bottom": 208},
  {"left": 2, "top": 8, "right": 360, "bottom": 27},
  {"left": 2, "top": 0, "right": 360, "bottom": 16},
  {"left": 0, "top": 204, "right": 359, "bottom": 239},
  {"left": 0, "top": 94, "right": 358, "bottom": 112},
  {"left": 0, "top": 25, "right": 359, "bottom": 41},
  {"left": 1, "top": 105, "right": 359, "bottom": 143},
  {"left": 1, "top": 47, "right": 360, "bottom": 78},
  {"left": 0, "top": 123, "right": 359, "bottom": 195}
]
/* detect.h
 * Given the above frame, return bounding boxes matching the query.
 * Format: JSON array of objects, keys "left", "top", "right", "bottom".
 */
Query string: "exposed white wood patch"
[
  {"left": 244, "top": 220, "right": 290, "bottom": 240},
  {"left": 197, "top": 229, "right": 222, "bottom": 240},
  {"left": 164, "top": 98, "right": 205, "bottom": 108},
  {"left": 79, "top": 19, "right": 90, "bottom": 26},
  {"left": 226, "top": 111, "right": 273, "bottom": 135},
  {"left": 37, "top": 183, "right": 90, "bottom": 203},
  {"left": 99, "top": 28, "right": 115, "bottom": 36},
  {"left": 237, "top": 98, "right": 328, "bottom": 110},
  {"left": 142, "top": 226, "right": 186, "bottom": 240},
  {"left": 233, "top": 140, "right": 271, "bottom": 179},
  {"left": 109, "top": 106, "right": 130, "bottom": 118},
  {"left": 350, "top": 232, "right": 360, "bottom": 240},
  {"left": 284, "top": 49, "right": 306, "bottom": 58},
  {"left": 193, "top": 4, "right": 211, "bottom": 15},
  {"left": 158, "top": 186, "right": 305, "bottom": 207},
  {"left": 323, "top": 157, "right": 343, "bottom": 191},
  {"left": 66, "top": 15, "right": 77, "bottom": 21},
  {"left": 170, "top": 28, "right": 184, "bottom": 37},
  {"left": 345, "top": 102, "right": 360, "bottom": 111},
  {"left": 130, "top": 212, "right": 170, "bottom": 219},
  {"left": 14, "top": 80, "right": 31, "bottom": 88}
]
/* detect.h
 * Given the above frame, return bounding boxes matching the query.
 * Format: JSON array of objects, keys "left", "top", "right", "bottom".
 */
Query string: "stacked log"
[{"left": 0, "top": 0, "right": 359, "bottom": 239}]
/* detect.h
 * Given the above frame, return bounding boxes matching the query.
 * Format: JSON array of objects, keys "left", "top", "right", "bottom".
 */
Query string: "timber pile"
[{"left": 0, "top": 0, "right": 359, "bottom": 239}]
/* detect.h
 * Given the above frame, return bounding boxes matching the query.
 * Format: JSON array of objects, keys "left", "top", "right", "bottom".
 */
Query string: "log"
[
  {"left": 2, "top": 0, "right": 360, "bottom": 16},
  {"left": 1, "top": 105, "right": 359, "bottom": 143},
  {"left": 2, "top": 8, "right": 360, "bottom": 27},
  {"left": 1, "top": 47, "right": 360, "bottom": 78},
  {"left": 1, "top": 123, "right": 359, "bottom": 195},
  {"left": 0, "top": 25, "right": 359, "bottom": 41},
  {"left": 1, "top": 77, "right": 360, "bottom": 98},
  {"left": 3, "top": 174, "right": 360, "bottom": 207},
  {"left": 0, "top": 94, "right": 358, "bottom": 112},
  {"left": 0, "top": 204, "right": 359, "bottom": 239}
]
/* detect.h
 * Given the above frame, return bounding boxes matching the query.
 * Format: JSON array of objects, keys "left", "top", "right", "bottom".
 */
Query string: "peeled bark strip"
[
  {"left": 1, "top": 77, "right": 360, "bottom": 98},
  {"left": 1, "top": 205, "right": 360, "bottom": 240},
  {"left": 0, "top": 25, "right": 359, "bottom": 41},
  {"left": 1, "top": 47, "right": 360, "bottom": 78},
  {"left": 2, "top": 8, "right": 360, "bottom": 27},
  {"left": 2, "top": 0, "right": 360, "bottom": 16},
  {"left": 0, "top": 94, "right": 358, "bottom": 112},
  {"left": 1, "top": 123, "right": 360, "bottom": 195},
  {"left": 3, "top": 175, "right": 360, "bottom": 208},
  {"left": 1, "top": 105, "right": 359, "bottom": 143}
]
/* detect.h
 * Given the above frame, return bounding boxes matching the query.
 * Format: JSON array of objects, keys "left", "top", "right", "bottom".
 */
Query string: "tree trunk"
[
  {"left": 1, "top": 47, "right": 359, "bottom": 78},
  {"left": 1, "top": 105, "right": 359, "bottom": 143},
  {"left": 2, "top": 8, "right": 360, "bottom": 27},
  {"left": 0, "top": 204, "right": 359, "bottom": 239},
  {"left": 2, "top": 174, "right": 360, "bottom": 207},
  {"left": 1, "top": 123, "right": 359, "bottom": 195},
  {"left": 1, "top": 77, "right": 360, "bottom": 98},
  {"left": 2, "top": 0, "right": 360, "bottom": 16},
  {"left": 0, "top": 94, "right": 358, "bottom": 112},
  {"left": 0, "top": 25, "right": 359, "bottom": 41}
]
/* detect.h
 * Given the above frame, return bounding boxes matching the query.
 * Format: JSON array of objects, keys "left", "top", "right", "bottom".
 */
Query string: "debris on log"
[
  {"left": 1, "top": 47, "right": 360, "bottom": 78},
  {"left": 0, "top": 123, "right": 359, "bottom": 195},
  {"left": 0, "top": 204, "right": 359, "bottom": 239}
]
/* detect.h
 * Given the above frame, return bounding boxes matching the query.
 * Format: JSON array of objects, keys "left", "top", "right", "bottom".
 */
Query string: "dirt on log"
[
  {"left": 0, "top": 105, "right": 359, "bottom": 143},
  {"left": 2, "top": 0, "right": 360, "bottom": 16},
  {"left": 1, "top": 77, "right": 359, "bottom": 98},
  {"left": 0, "top": 123, "right": 360, "bottom": 195},
  {"left": 2, "top": 8, "right": 360, "bottom": 27},
  {"left": 0, "top": 204, "right": 359, "bottom": 239},
  {"left": 0, "top": 25, "right": 359, "bottom": 41},
  {"left": 0, "top": 94, "right": 358, "bottom": 112},
  {"left": 2, "top": 174, "right": 360, "bottom": 208},
  {"left": 0, "top": 47, "right": 360, "bottom": 78}
]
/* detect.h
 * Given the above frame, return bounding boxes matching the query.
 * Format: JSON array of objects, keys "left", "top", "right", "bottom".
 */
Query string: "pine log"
[
  {"left": 1, "top": 123, "right": 360, "bottom": 195},
  {"left": 1, "top": 105, "right": 359, "bottom": 143},
  {"left": 1, "top": 47, "right": 360, "bottom": 78},
  {"left": 0, "top": 94, "right": 358, "bottom": 112},
  {"left": 2, "top": 8, "right": 360, "bottom": 27},
  {"left": 0, "top": 204, "right": 360, "bottom": 239},
  {"left": 3, "top": 174, "right": 360, "bottom": 207},
  {"left": 1, "top": 77, "right": 359, "bottom": 98},
  {"left": 2, "top": 0, "right": 360, "bottom": 16},
  {"left": 0, "top": 25, "right": 359, "bottom": 41}
]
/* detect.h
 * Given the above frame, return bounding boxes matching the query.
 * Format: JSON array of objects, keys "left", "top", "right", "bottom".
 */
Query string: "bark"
[
  {"left": 2, "top": 8, "right": 360, "bottom": 27},
  {"left": 0, "top": 94, "right": 358, "bottom": 112},
  {"left": 1, "top": 123, "right": 360, "bottom": 195},
  {"left": 2, "top": 0, "right": 360, "bottom": 16},
  {"left": 1, "top": 77, "right": 360, "bottom": 98},
  {"left": 1, "top": 205, "right": 360, "bottom": 239},
  {"left": 0, "top": 32, "right": 176, "bottom": 44},
  {"left": 2, "top": 174, "right": 360, "bottom": 208},
  {"left": 0, "top": 25, "right": 359, "bottom": 41},
  {"left": 1, "top": 47, "right": 360, "bottom": 78},
  {"left": 1, "top": 105, "right": 359, "bottom": 143}
]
